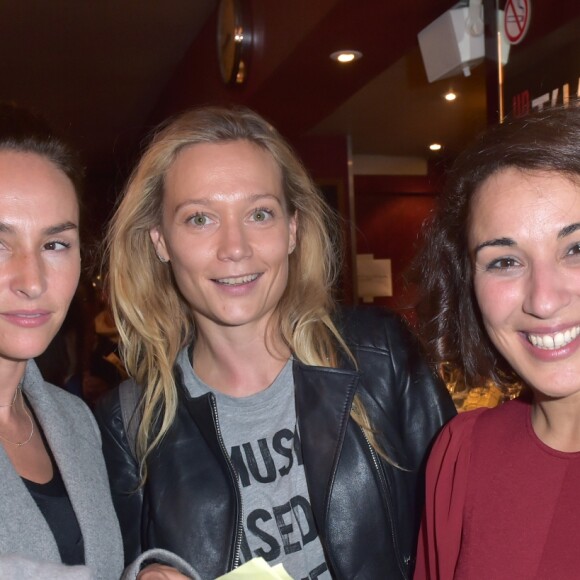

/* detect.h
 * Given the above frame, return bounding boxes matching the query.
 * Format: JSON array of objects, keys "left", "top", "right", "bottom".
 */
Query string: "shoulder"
[
  {"left": 431, "top": 400, "right": 525, "bottom": 461},
  {"left": 436, "top": 407, "right": 488, "bottom": 446},
  {"left": 463, "top": 397, "right": 530, "bottom": 443},
  {"left": 39, "top": 380, "right": 88, "bottom": 412},
  {"left": 93, "top": 378, "right": 144, "bottom": 447},
  {"left": 25, "top": 360, "right": 94, "bottom": 422},
  {"left": 335, "top": 305, "right": 418, "bottom": 354},
  {"left": 93, "top": 380, "right": 127, "bottom": 429},
  {"left": 23, "top": 362, "right": 102, "bottom": 446},
  {"left": 334, "top": 307, "right": 456, "bottom": 450},
  {"left": 43, "top": 385, "right": 99, "bottom": 436},
  {"left": 333, "top": 305, "right": 445, "bottom": 395},
  {"left": 424, "top": 408, "right": 488, "bottom": 491}
]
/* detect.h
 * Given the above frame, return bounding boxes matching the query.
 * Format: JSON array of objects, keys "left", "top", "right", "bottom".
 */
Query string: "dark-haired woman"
[
  {"left": 414, "top": 104, "right": 580, "bottom": 579},
  {"left": 0, "top": 103, "right": 124, "bottom": 579},
  {"left": 0, "top": 104, "right": 195, "bottom": 580}
]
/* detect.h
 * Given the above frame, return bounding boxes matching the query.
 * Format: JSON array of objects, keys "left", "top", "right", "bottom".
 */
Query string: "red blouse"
[{"left": 414, "top": 398, "right": 580, "bottom": 579}]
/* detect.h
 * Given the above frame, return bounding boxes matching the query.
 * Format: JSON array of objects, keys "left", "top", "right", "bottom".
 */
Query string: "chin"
[
  {"left": 530, "top": 381, "right": 580, "bottom": 401},
  {"left": 0, "top": 340, "right": 56, "bottom": 364},
  {"left": 213, "top": 308, "right": 270, "bottom": 327}
]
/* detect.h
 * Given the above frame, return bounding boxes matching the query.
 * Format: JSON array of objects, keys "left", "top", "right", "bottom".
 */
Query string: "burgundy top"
[{"left": 414, "top": 398, "right": 580, "bottom": 579}]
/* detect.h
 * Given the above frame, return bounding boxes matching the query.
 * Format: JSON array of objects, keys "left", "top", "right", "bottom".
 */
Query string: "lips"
[
  {"left": 214, "top": 273, "right": 260, "bottom": 286},
  {"left": 0, "top": 310, "right": 52, "bottom": 327},
  {"left": 527, "top": 325, "right": 580, "bottom": 350}
]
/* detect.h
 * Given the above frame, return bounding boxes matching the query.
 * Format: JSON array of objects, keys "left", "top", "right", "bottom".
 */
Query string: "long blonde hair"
[{"left": 107, "top": 106, "right": 381, "bottom": 478}]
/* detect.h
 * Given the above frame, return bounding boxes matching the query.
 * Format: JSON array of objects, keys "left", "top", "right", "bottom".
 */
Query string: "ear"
[
  {"left": 149, "top": 226, "right": 170, "bottom": 263},
  {"left": 288, "top": 211, "right": 298, "bottom": 254}
]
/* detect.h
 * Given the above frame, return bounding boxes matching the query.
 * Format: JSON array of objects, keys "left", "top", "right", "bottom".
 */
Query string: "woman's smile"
[
  {"left": 525, "top": 325, "right": 580, "bottom": 350},
  {"left": 213, "top": 272, "right": 261, "bottom": 286}
]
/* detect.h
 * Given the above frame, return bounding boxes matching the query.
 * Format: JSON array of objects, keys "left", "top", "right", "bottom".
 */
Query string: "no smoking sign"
[{"left": 504, "top": 0, "right": 531, "bottom": 45}]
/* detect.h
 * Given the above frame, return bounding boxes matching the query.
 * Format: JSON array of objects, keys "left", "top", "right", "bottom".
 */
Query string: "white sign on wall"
[
  {"left": 356, "top": 254, "right": 393, "bottom": 303},
  {"left": 504, "top": 0, "right": 531, "bottom": 45}
]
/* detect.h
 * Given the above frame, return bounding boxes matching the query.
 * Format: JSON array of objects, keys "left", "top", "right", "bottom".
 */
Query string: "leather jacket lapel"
[{"left": 293, "top": 361, "right": 360, "bottom": 533}]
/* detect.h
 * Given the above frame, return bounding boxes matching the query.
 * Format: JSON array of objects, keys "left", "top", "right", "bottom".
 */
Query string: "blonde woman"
[{"left": 96, "top": 106, "right": 455, "bottom": 580}]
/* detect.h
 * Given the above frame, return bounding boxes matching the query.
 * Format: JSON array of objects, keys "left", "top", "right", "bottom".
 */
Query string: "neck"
[
  {"left": 0, "top": 360, "right": 27, "bottom": 413},
  {"left": 532, "top": 391, "right": 580, "bottom": 452},
  {"left": 192, "top": 323, "right": 290, "bottom": 398}
]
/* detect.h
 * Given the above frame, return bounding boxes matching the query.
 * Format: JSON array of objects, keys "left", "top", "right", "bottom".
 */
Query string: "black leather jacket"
[{"left": 95, "top": 308, "right": 455, "bottom": 580}]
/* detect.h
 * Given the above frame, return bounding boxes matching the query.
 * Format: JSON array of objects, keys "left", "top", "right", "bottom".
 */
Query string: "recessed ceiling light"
[
  {"left": 429, "top": 143, "right": 443, "bottom": 151},
  {"left": 330, "top": 50, "right": 363, "bottom": 63},
  {"left": 444, "top": 90, "right": 457, "bottom": 101}
]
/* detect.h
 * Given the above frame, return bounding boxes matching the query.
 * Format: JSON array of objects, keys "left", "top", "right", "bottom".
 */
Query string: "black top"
[
  {"left": 22, "top": 403, "right": 85, "bottom": 566},
  {"left": 95, "top": 306, "right": 457, "bottom": 579}
]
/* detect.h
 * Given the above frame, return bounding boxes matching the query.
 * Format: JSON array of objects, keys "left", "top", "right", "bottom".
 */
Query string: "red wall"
[
  {"left": 354, "top": 175, "right": 438, "bottom": 316},
  {"left": 295, "top": 135, "right": 353, "bottom": 304}
]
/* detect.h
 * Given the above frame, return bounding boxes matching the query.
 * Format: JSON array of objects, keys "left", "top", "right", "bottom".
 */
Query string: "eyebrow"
[
  {"left": 558, "top": 222, "right": 580, "bottom": 239},
  {"left": 174, "top": 193, "right": 283, "bottom": 214},
  {"left": 473, "top": 237, "right": 514, "bottom": 255},
  {"left": 0, "top": 221, "right": 78, "bottom": 235},
  {"left": 474, "top": 222, "right": 580, "bottom": 255}
]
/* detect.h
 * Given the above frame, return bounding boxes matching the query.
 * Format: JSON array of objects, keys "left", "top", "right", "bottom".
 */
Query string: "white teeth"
[
  {"left": 528, "top": 326, "right": 580, "bottom": 350},
  {"left": 216, "top": 274, "right": 259, "bottom": 286}
]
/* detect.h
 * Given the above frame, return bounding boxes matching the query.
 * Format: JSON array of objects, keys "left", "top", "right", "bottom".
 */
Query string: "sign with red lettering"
[{"left": 504, "top": 0, "right": 531, "bottom": 45}]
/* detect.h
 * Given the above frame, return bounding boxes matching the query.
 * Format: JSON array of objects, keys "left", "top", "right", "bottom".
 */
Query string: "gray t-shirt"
[{"left": 177, "top": 349, "right": 331, "bottom": 580}]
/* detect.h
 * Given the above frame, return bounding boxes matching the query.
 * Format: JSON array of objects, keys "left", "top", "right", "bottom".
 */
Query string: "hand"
[{"left": 137, "top": 563, "right": 191, "bottom": 580}]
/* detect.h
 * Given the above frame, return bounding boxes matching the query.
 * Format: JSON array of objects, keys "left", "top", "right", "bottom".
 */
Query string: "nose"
[
  {"left": 522, "top": 262, "right": 571, "bottom": 319},
  {"left": 216, "top": 219, "right": 252, "bottom": 262},
  {"left": 11, "top": 251, "right": 47, "bottom": 299}
]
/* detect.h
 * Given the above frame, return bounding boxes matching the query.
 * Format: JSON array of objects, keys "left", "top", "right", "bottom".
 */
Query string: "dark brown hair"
[{"left": 0, "top": 102, "right": 84, "bottom": 197}]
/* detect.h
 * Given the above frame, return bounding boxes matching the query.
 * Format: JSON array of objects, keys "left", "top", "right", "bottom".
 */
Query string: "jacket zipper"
[
  {"left": 209, "top": 394, "right": 244, "bottom": 570},
  {"left": 359, "top": 426, "right": 408, "bottom": 580}
]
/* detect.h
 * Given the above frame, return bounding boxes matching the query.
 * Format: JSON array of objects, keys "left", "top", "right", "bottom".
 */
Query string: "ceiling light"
[
  {"left": 444, "top": 90, "right": 457, "bottom": 101},
  {"left": 330, "top": 50, "right": 363, "bottom": 63},
  {"left": 429, "top": 143, "right": 443, "bottom": 151}
]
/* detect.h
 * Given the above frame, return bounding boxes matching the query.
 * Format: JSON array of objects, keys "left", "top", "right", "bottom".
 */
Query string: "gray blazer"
[{"left": 0, "top": 360, "right": 124, "bottom": 580}]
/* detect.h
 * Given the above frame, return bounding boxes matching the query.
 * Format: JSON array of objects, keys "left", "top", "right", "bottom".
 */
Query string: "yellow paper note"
[{"left": 215, "top": 557, "right": 294, "bottom": 579}]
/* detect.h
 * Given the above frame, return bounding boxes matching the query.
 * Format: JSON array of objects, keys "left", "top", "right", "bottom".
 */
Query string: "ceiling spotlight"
[
  {"left": 330, "top": 50, "right": 363, "bottom": 63},
  {"left": 444, "top": 90, "right": 457, "bottom": 101},
  {"left": 429, "top": 143, "right": 443, "bottom": 151}
]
